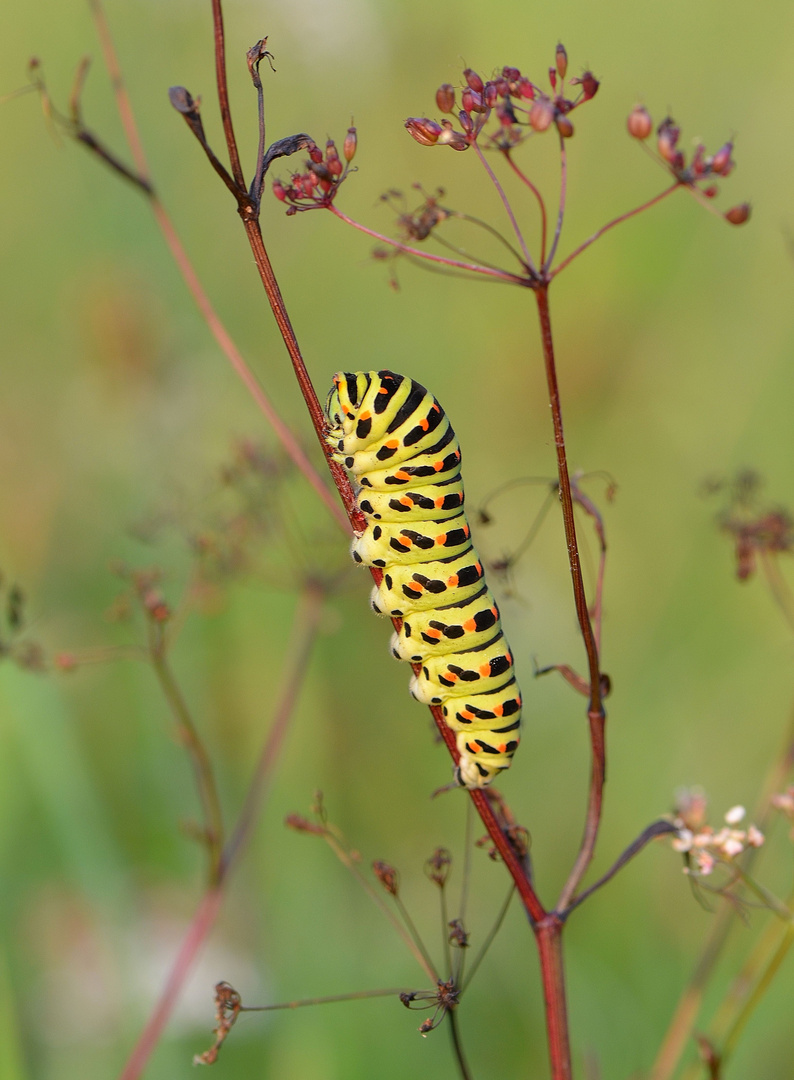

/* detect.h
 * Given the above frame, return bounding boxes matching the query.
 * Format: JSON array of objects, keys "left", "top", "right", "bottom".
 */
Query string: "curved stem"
[
  {"left": 327, "top": 205, "right": 532, "bottom": 287},
  {"left": 550, "top": 182, "right": 680, "bottom": 279},
  {"left": 471, "top": 140, "right": 537, "bottom": 275},
  {"left": 447, "top": 1008, "right": 474, "bottom": 1080},
  {"left": 503, "top": 150, "right": 548, "bottom": 264}
]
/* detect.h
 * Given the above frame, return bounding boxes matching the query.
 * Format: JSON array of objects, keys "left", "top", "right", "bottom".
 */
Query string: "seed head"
[
  {"left": 343, "top": 126, "right": 357, "bottom": 163},
  {"left": 463, "top": 68, "right": 484, "bottom": 94},
  {"left": 556, "top": 114, "right": 574, "bottom": 138},
  {"left": 529, "top": 99, "right": 554, "bottom": 132},
  {"left": 725, "top": 202, "right": 750, "bottom": 225},
  {"left": 373, "top": 859, "right": 399, "bottom": 895},
  {"left": 555, "top": 44, "right": 568, "bottom": 80},
  {"left": 580, "top": 70, "right": 599, "bottom": 100},
  {"left": 405, "top": 117, "right": 443, "bottom": 146}
]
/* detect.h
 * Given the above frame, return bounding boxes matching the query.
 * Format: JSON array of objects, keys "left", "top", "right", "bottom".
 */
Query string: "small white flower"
[
  {"left": 724, "top": 805, "right": 746, "bottom": 825},
  {"left": 672, "top": 828, "right": 694, "bottom": 853},
  {"left": 747, "top": 825, "right": 765, "bottom": 847},
  {"left": 695, "top": 851, "right": 715, "bottom": 876},
  {"left": 721, "top": 836, "right": 745, "bottom": 858}
]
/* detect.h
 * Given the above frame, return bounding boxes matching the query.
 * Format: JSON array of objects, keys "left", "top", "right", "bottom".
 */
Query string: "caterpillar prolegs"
[{"left": 325, "top": 370, "right": 522, "bottom": 789}]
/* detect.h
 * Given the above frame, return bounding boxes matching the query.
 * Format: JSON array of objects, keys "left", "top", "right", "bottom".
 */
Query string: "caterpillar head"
[{"left": 326, "top": 371, "right": 369, "bottom": 433}]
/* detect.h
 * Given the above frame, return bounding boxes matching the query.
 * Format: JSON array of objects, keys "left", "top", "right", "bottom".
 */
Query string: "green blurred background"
[{"left": 1, "top": 1, "right": 793, "bottom": 1077}]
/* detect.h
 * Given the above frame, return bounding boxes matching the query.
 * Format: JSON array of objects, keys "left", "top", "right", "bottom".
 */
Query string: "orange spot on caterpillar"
[
  {"left": 385, "top": 439, "right": 399, "bottom": 449},
  {"left": 493, "top": 704, "right": 504, "bottom": 717},
  {"left": 359, "top": 410, "right": 371, "bottom": 421},
  {"left": 460, "top": 710, "right": 474, "bottom": 720},
  {"left": 379, "top": 387, "right": 389, "bottom": 394},
  {"left": 411, "top": 579, "right": 425, "bottom": 591},
  {"left": 435, "top": 497, "right": 445, "bottom": 508},
  {"left": 433, "top": 460, "right": 444, "bottom": 471},
  {"left": 400, "top": 496, "right": 413, "bottom": 506},
  {"left": 420, "top": 418, "right": 429, "bottom": 430},
  {"left": 447, "top": 575, "right": 459, "bottom": 588},
  {"left": 463, "top": 525, "right": 470, "bottom": 537},
  {"left": 394, "top": 470, "right": 411, "bottom": 481},
  {"left": 463, "top": 618, "right": 476, "bottom": 632},
  {"left": 498, "top": 743, "right": 507, "bottom": 753},
  {"left": 445, "top": 671, "right": 459, "bottom": 681},
  {"left": 425, "top": 628, "right": 442, "bottom": 639},
  {"left": 506, "top": 652, "right": 513, "bottom": 664},
  {"left": 431, "top": 403, "right": 441, "bottom": 412},
  {"left": 400, "top": 534, "right": 413, "bottom": 545},
  {"left": 435, "top": 533, "right": 447, "bottom": 546},
  {"left": 479, "top": 664, "right": 491, "bottom": 677},
  {"left": 475, "top": 562, "right": 482, "bottom": 575}
]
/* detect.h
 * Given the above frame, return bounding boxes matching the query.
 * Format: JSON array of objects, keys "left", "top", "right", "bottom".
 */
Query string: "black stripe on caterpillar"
[{"left": 325, "top": 369, "right": 522, "bottom": 789}]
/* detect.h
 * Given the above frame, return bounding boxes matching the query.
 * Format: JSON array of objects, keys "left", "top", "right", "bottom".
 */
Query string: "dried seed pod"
[
  {"left": 627, "top": 105, "right": 652, "bottom": 140},
  {"left": 436, "top": 83, "right": 455, "bottom": 113}
]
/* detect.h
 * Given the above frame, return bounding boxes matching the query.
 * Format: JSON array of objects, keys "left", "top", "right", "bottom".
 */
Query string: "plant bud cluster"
[
  {"left": 404, "top": 46, "right": 599, "bottom": 154},
  {"left": 272, "top": 134, "right": 355, "bottom": 213}
]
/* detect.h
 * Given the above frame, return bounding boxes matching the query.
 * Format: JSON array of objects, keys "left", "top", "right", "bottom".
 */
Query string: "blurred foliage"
[{"left": 1, "top": 0, "right": 794, "bottom": 1078}]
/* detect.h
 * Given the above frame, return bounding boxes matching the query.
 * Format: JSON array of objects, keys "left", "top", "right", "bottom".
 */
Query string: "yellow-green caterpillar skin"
[{"left": 325, "top": 370, "right": 522, "bottom": 789}]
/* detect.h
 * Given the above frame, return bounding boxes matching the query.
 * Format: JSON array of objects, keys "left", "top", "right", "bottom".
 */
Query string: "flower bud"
[
  {"left": 725, "top": 202, "right": 750, "bottom": 225},
  {"left": 272, "top": 179, "right": 287, "bottom": 201},
  {"left": 580, "top": 70, "right": 599, "bottom": 99},
  {"left": 702, "top": 184, "right": 718, "bottom": 198},
  {"left": 463, "top": 68, "right": 484, "bottom": 94},
  {"left": 556, "top": 114, "right": 574, "bottom": 138},
  {"left": 436, "top": 83, "right": 455, "bottom": 113},
  {"left": 656, "top": 119, "right": 680, "bottom": 164},
  {"left": 502, "top": 66, "right": 521, "bottom": 83},
  {"left": 556, "top": 43, "right": 568, "bottom": 80},
  {"left": 308, "top": 143, "right": 323, "bottom": 164},
  {"left": 343, "top": 125, "right": 357, "bottom": 162},
  {"left": 461, "top": 87, "right": 484, "bottom": 113},
  {"left": 711, "top": 141, "right": 733, "bottom": 175},
  {"left": 484, "top": 82, "right": 498, "bottom": 108},
  {"left": 373, "top": 859, "right": 399, "bottom": 895},
  {"left": 325, "top": 139, "right": 339, "bottom": 162},
  {"left": 518, "top": 77, "right": 535, "bottom": 100},
  {"left": 626, "top": 105, "right": 652, "bottom": 140},
  {"left": 458, "top": 109, "right": 473, "bottom": 135},
  {"left": 405, "top": 117, "right": 442, "bottom": 146},
  {"left": 529, "top": 99, "right": 554, "bottom": 132},
  {"left": 548, "top": 68, "right": 557, "bottom": 93}
]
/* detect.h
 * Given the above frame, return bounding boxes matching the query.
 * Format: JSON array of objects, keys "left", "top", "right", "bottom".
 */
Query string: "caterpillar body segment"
[{"left": 325, "top": 369, "right": 522, "bottom": 789}]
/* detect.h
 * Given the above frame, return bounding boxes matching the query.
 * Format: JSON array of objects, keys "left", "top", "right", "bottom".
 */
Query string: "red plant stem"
[
  {"left": 535, "top": 917, "right": 572, "bottom": 1080},
  {"left": 504, "top": 150, "right": 548, "bottom": 264},
  {"left": 117, "top": 887, "right": 224, "bottom": 1080},
  {"left": 327, "top": 205, "right": 531, "bottom": 287},
  {"left": 550, "top": 182, "right": 680, "bottom": 279},
  {"left": 210, "top": 0, "right": 246, "bottom": 190},
  {"left": 87, "top": 0, "right": 347, "bottom": 534},
  {"left": 532, "top": 285, "right": 606, "bottom": 912}
]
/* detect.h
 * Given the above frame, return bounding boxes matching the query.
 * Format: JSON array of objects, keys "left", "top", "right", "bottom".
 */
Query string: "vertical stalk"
[
  {"left": 536, "top": 917, "right": 572, "bottom": 1080},
  {"left": 533, "top": 284, "right": 606, "bottom": 912}
]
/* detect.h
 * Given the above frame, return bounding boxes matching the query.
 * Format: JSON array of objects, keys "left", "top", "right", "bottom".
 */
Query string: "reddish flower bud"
[
  {"left": 711, "top": 141, "right": 733, "bottom": 175},
  {"left": 327, "top": 157, "right": 343, "bottom": 177},
  {"left": 343, "top": 126, "right": 357, "bottom": 162},
  {"left": 484, "top": 82, "right": 498, "bottom": 108},
  {"left": 657, "top": 119, "right": 679, "bottom": 164},
  {"left": 548, "top": 68, "right": 557, "bottom": 93},
  {"left": 272, "top": 179, "right": 287, "bottom": 201},
  {"left": 626, "top": 105, "right": 652, "bottom": 140},
  {"left": 373, "top": 859, "right": 399, "bottom": 895},
  {"left": 461, "top": 87, "right": 485, "bottom": 113},
  {"left": 463, "top": 68, "right": 484, "bottom": 94},
  {"left": 556, "top": 44, "right": 568, "bottom": 80},
  {"left": 458, "top": 109, "right": 474, "bottom": 135},
  {"left": 436, "top": 83, "right": 455, "bottom": 113},
  {"left": 529, "top": 99, "right": 554, "bottom": 132},
  {"left": 580, "top": 70, "right": 599, "bottom": 100},
  {"left": 502, "top": 66, "right": 521, "bottom": 83},
  {"left": 438, "top": 128, "right": 470, "bottom": 151},
  {"left": 518, "top": 77, "right": 535, "bottom": 100},
  {"left": 702, "top": 184, "right": 718, "bottom": 198},
  {"left": 556, "top": 114, "right": 574, "bottom": 138},
  {"left": 405, "top": 117, "right": 442, "bottom": 146},
  {"left": 325, "top": 139, "right": 339, "bottom": 162},
  {"left": 725, "top": 202, "right": 750, "bottom": 225},
  {"left": 308, "top": 143, "right": 323, "bottom": 164}
]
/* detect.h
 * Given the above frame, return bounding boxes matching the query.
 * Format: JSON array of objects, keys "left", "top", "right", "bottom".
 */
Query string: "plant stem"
[
  {"left": 210, "top": 0, "right": 246, "bottom": 189},
  {"left": 536, "top": 918, "right": 572, "bottom": 1080},
  {"left": 504, "top": 150, "right": 548, "bottom": 263},
  {"left": 448, "top": 1008, "right": 475, "bottom": 1080},
  {"left": 471, "top": 139, "right": 536, "bottom": 275},
  {"left": 532, "top": 285, "right": 606, "bottom": 911}
]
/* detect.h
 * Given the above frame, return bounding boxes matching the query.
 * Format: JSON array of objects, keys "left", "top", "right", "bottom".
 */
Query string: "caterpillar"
[{"left": 325, "top": 369, "right": 521, "bottom": 789}]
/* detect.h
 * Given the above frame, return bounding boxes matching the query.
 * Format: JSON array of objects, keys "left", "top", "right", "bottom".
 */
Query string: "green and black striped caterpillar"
[{"left": 325, "top": 370, "right": 521, "bottom": 788}]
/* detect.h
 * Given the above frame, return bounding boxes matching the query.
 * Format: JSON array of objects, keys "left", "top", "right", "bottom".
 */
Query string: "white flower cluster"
[{"left": 671, "top": 804, "right": 764, "bottom": 876}]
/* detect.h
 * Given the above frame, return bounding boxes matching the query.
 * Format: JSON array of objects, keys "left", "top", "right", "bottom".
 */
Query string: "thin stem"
[
  {"left": 447, "top": 1008, "right": 475, "bottom": 1080},
  {"left": 550, "top": 182, "right": 681, "bottom": 279},
  {"left": 543, "top": 134, "right": 567, "bottom": 271},
  {"left": 149, "top": 624, "right": 224, "bottom": 882},
  {"left": 242, "top": 987, "right": 411, "bottom": 1011},
  {"left": 570, "top": 478, "right": 610, "bottom": 654},
  {"left": 563, "top": 820, "right": 678, "bottom": 916},
  {"left": 328, "top": 205, "right": 532, "bottom": 287},
  {"left": 452, "top": 210, "right": 528, "bottom": 267},
  {"left": 462, "top": 885, "right": 515, "bottom": 991},
  {"left": 394, "top": 893, "right": 440, "bottom": 984},
  {"left": 532, "top": 286, "right": 606, "bottom": 911},
  {"left": 210, "top": 0, "right": 246, "bottom": 190},
  {"left": 219, "top": 582, "right": 325, "bottom": 875},
  {"left": 471, "top": 140, "right": 536, "bottom": 275},
  {"left": 246, "top": 40, "right": 269, "bottom": 204},
  {"left": 504, "top": 150, "right": 548, "bottom": 264}
]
